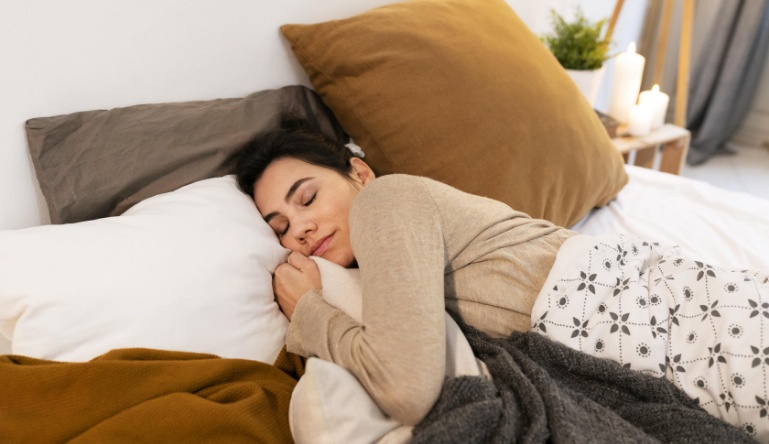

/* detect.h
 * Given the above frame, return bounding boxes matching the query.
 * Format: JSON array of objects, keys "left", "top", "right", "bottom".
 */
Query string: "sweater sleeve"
[{"left": 285, "top": 175, "right": 447, "bottom": 426}]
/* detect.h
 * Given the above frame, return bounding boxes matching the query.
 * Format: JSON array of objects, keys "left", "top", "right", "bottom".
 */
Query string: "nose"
[{"left": 290, "top": 216, "right": 316, "bottom": 243}]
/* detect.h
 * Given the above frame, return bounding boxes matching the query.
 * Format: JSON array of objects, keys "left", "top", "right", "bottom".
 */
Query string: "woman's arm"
[{"left": 285, "top": 175, "right": 447, "bottom": 426}]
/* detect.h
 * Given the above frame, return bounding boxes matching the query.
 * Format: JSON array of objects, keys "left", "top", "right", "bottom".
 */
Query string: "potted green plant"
[{"left": 541, "top": 7, "right": 611, "bottom": 106}]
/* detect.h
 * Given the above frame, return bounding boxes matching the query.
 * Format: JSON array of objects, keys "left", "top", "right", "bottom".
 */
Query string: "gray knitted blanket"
[{"left": 411, "top": 325, "right": 752, "bottom": 443}]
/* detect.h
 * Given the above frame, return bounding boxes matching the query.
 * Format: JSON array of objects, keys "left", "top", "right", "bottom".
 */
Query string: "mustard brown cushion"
[{"left": 281, "top": 0, "right": 627, "bottom": 227}]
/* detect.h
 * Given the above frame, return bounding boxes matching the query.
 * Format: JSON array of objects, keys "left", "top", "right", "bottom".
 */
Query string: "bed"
[{"left": 2, "top": 0, "right": 768, "bottom": 442}]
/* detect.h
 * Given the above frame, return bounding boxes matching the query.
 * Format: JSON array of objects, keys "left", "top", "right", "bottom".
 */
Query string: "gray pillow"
[{"left": 25, "top": 86, "right": 344, "bottom": 224}]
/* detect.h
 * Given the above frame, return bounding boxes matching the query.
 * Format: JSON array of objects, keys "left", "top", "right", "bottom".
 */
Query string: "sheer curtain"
[{"left": 686, "top": 0, "right": 769, "bottom": 164}]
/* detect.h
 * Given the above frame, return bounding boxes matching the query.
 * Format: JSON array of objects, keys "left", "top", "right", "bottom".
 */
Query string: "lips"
[{"left": 310, "top": 234, "right": 333, "bottom": 257}]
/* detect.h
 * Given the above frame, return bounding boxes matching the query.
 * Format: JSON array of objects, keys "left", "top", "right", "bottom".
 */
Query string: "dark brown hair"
[{"left": 235, "top": 117, "right": 356, "bottom": 198}]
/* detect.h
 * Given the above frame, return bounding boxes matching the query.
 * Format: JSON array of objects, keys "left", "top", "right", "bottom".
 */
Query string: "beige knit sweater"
[{"left": 286, "top": 174, "right": 574, "bottom": 426}]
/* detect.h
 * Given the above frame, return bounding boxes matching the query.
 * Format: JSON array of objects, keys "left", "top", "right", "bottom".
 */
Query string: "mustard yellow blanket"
[{"left": 0, "top": 347, "right": 304, "bottom": 443}]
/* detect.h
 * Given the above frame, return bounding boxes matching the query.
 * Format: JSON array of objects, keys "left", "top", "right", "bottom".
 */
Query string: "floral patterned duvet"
[{"left": 532, "top": 233, "right": 769, "bottom": 442}]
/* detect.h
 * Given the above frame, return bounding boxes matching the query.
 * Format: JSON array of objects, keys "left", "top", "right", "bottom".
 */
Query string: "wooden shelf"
[{"left": 612, "top": 124, "right": 690, "bottom": 175}]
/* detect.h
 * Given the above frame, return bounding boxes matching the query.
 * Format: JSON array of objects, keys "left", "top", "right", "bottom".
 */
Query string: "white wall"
[
  {"left": 0, "top": 0, "right": 396, "bottom": 230},
  {"left": 0, "top": 0, "right": 647, "bottom": 230}
]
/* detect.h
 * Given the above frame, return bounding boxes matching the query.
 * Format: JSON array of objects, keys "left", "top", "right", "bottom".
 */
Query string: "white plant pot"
[{"left": 566, "top": 67, "right": 605, "bottom": 107}]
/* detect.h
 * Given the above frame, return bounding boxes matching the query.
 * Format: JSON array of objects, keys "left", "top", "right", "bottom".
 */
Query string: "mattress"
[{"left": 571, "top": 165, "right": 769, "bottom": 271}]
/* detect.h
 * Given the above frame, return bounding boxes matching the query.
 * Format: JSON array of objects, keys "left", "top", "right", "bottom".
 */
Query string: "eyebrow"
[{"left": 263, "top": 177, "right": 314, "bottom": 223}]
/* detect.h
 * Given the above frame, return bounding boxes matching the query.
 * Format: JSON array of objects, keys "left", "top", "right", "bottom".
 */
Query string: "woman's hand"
[{"left": 273, "top": 252, "right": 322, "bottom": 321}]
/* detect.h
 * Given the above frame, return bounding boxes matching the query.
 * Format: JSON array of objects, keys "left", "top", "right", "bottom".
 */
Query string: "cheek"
[
  {"left": 318, "top": 197, "right": 348, "bottom": 229},
  {"left": 277, "top": 234, "right": 298, "bottom": 251},
  {"left": 336, "top": 189, "right": 357, "bottom": 224}
]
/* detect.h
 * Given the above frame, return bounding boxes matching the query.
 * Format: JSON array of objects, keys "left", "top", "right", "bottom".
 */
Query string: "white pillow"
[
  {"left": 290, "top": 357, "right": 406, "bottom": 444},
  {"left": 0, "top": 176, "right": 289, "bottom": 363},
  {"left": 289, "top": 257, "right": 486, "bottom": 444}
]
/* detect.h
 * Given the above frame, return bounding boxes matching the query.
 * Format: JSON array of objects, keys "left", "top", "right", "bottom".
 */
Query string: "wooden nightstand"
[{"left": 612, "top": 124, "right": 691, "bottom": 175}]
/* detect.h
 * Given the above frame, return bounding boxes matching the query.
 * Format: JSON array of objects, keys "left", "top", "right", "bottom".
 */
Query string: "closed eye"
[{"left": 277, "top": 193, "right": 316, "bottom": 237}]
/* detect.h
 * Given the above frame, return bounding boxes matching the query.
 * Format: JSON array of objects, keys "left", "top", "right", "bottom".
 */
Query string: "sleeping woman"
[{"left": 235, "top": 118, "right": 769, "bottom": 439}]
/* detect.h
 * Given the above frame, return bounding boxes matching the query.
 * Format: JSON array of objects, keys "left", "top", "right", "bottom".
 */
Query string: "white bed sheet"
[
  {"left": 1, "top": 166, "right": 767, "bottom": 356},
  {"left": 571, "top": 165, "right": 769, "bottom": 271}
]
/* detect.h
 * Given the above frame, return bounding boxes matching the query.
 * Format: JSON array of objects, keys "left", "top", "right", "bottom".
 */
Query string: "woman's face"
[{"left": 254, "top": 157, "right": 374, "bottom": 267}]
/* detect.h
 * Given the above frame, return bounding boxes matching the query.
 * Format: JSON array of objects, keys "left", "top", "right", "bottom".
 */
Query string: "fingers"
[
  {"left": 273, "top": 257, "right": 320, "bottom": 322},
  {"left": 274, "top": 263, "right": 301, "bottom": 283},
  {"left": 276, "top": 253, "right": 322, "bottom": 293},
  {"left": 286, "top": 252, "right": 317, "bottom": 273}
]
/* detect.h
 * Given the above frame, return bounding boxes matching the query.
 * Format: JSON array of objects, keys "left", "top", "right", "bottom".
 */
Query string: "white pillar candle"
[
  {"left": 608, "top": 42, "right": 646, "bottom": 124},
  {"left": 627, "top": 103, "right": 653, "bottom": 136},
  {"left": 638, "top": 84, "right": 670, "bottom": 129}
]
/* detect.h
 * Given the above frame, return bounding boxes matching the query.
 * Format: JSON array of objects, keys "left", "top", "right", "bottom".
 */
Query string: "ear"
[{"left": 350, "top": 157, "right": 376, "bottom": 186}]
